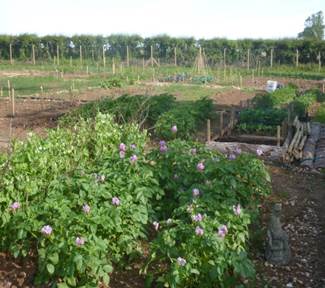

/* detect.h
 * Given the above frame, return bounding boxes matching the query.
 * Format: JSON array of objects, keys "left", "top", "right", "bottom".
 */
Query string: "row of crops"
[
  {"left": 0, "top": 104, "right": 271, "bottom": 286},
  {"left": 235, "top": 86, "right": 325, "bottom": 136}
]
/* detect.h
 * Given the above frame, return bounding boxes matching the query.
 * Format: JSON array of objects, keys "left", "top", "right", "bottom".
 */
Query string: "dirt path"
[{"left": 255, "top": 166, "right": 325, "bottom": 287}]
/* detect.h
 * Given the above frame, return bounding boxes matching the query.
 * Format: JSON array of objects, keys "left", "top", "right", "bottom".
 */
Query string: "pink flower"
[
  {"left": 256, "top": 149, "right": 263, "bottom": 156},
  {"left": 192, "top": 188, "right": 200, "bottom": 197},
  {"left": 228, "top": 154, "right": 236, "bottom": 160},
  {"left": 192, "top": 213, "right": 203, "bottom": 222},
  {"left": 75, "top": 237, "right": 85, "bottom": 246},
  {"left": 197, "top": 162, "right": 205, "bottom": 171},
  {"left": 171, "top": 125, "right": 177, "bottom": 133},
  {"left": 233, "top": 204, "right": 242, "bottom": 216},
  {"left": 218, "top": 225, "right": 228, "bottom": 238},
  {"left": 112, "top": 197, "right": 120, "bottom": 206},
  {"left": 130, "top": 144, "right": 136, "bottom": 149},
  {"left": 119, "top": 143, "right": 126, "bottom": 152},
  {"left": 177, "top": 257, "right": 186, "bottom": 266},
  {"left": 83, "top": 204, "right": 90, "bottom": 214},
  {"left": 159, "top": 140, "right": 166, "bottom": 146},
  {"left": 235, "top": 147, "right": 242, "bottom": 154},
  {"left": 195, "top": 226, "right": 204, "bottom": 236},
  {"left": 41, "top": 225, "right": 53, "bottom": 236},
  {"left": 160, "top": 144, "right": 168, "bottom": 153},
  {"left": 130, "top": 154, "right": 138, "bottom": 163},
  {"left": 10, "top": 202, "right": 20, "bottom": 211},
  {"left": 119, "top": 150, "right": 125, "bottom": 159},
  {"left": 153, "top": 221, "right": 159, "bottom": 231}
]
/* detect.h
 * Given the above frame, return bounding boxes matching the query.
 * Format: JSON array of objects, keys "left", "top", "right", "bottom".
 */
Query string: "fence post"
[
  {"left": 32, "top": 44, "right": 36, "bottom": 65},
  {"left": 207, "top": 119, "right": 211, "bottom": 142},
  {"left": 9, "top": 43, "right": 13, "bottom": 65},
  {"left": 277, "top": 125, "right": 281, "bottom": 147},
  {"left": 247, "top": 48, "right": 250, "bottom": 70},
  {"left": 219, "top": 111, "right": 224, "bottom": 137},
  {"left": 318, "top": 52, "right": 321, "bottom": 72},
  {"left": 7, "top": 80, "right": 11, "bottom": 98},
  {"left": 57, "top": 45, "right": 60, "bottom": 65},
  {"left": 270, "top": 48, "right": 273, "bottom": 68},
  {"left": 103, "top": 46, "right": 106, "bottom": 67},
  {"left": 80, "top": 45, "right": 83, "bottom": 65},
  {"left": 174, "top": 47, "right": 177, "bottom": 66},
  {"left": 11, "top": 88, "right": 15, "bottom": 117},
  {"left": 126, "top": 45, "right": 130, "bottom": 67},
  {"left": 295, "top": 49, "right": 299, "bottom": 67}
]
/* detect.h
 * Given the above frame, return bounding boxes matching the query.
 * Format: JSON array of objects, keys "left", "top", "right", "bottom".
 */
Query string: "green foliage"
[
  {"left": 315, "top": 103, "right": 325, "bottom": 123},
  {"left": 154, "top": 98, "right": 215, "bottom": 140},
  {"left": 291, "top": 90, "right": 318, "bottom": 119},
  {"left": 252, "top": 93, "right": 274, "bottom": 109},
  {"left": 191, "top": 75, "right": 214, "bottom": 84},
  {"left": 60, "top": 94, "right": 176, "bottom": 127},
  {"left": 0, "top": 114, "right": 163, "bottom": 286},
  {"left": 143, "top": 140, "right": 271, "bottom": 287},
  {"left": 269, "top": 86, "right": 297, "bottom": 107},
  {"left": 298, "top": 11, "right": 325, "bottom": 40},
  {"left": 100, "top": 77, "right": 123, "bottom": 88}
]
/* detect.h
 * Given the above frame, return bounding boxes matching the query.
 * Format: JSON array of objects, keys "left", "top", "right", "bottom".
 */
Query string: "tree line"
[{"left": 0, "top": 34, "right": 324, "bottom": 67}]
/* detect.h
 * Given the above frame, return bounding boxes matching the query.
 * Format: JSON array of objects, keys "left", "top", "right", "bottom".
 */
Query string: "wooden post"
[
  {"left": 150, "top": 45, "right": 153, "bottom": 67},
  {"left": 126, "top": 45, "right": 130, "bottom": 67},
  {"left": 174, "top": 47, "right": 177, "bottom": 66},
  {"left": 9, "top": 43, "right": 13, "bottom": 65},
  {"left": 56, "top": 45, "right": 60, "bottom": 65},
  {"left": 230, "top": 107, "right": 235, "bottom": 129},
  {"left": 86, "top": 65, "right": 89, "bottom": 75},
  {"left": 112, "top": 58, "right": 116, "bottom": 74},
  {"left": 223, "top": 48, "right": 227, "bottom": 69},
  {"left": 142, "top": 58, "right": 145, "bottom": 71},
  {"left": 318, "top": 52, "right": 321, "bottom": 72},
  {"left": 102, "top": 46, "right": 106, "bottom": 67},
  {"left": 207, "top": 119, "right": 211, "bottom": 142},
  {"left": 322, "top": 83, "right": 325, "bottom": 93},
  {"left": 270, "top": 48, "right": 273, "bottom": 68},
  {"left": 80, "top": 45, "right": 83, "bottom": 65},
  {"left": 11, "top": 88, "right": 15, "bottom": 117},
  {"left": 219, "top": 111, "right": 224, "bottom": 137},
  {"left": 247, "top": 49, "right": 250, "bottom": 70},
  {"left": 296, "top": 49, "right": 299, "bottom": 67},
  {"left": 239, "top": 75, "right": 243, "bottom": 88},
  {"left": 32, "top": 44, "right": 36, "bottom": 65},
  {"left": 40, "top": 85, "right": 43, "bottom": 94},
  {"left": 0, "top": 87, "right": 3, "bottom": 97},
  {"left": 252, "top": 70, "right": 255, "bottom": 82},
  {"left": 277, "top": 125, "right": 281, "bottom": 147},
  {"left": 70, "top": 56, "right": 72, "bottom": 66},
  {"left": 7, "top": 80, "right": 11, "bottom": 98}
]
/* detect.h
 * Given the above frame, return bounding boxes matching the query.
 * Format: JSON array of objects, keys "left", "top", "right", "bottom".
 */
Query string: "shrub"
[
  {"left": 269, "top": 86, "right": 297, "bottom": 107},
  {"left": 0, "top": 114, "right": 163, "bottom": 286},
  {"left": 315, "top": 103, "right": 325, "bottom": 123}
]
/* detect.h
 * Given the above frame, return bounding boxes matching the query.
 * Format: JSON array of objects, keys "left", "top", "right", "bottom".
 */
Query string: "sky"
[{"left": 1, "top": 0, "right": 324, "bottom": 39}]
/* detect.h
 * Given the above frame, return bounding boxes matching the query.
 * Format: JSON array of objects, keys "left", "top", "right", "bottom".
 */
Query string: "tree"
[{"left": 298, "top": 11, "right": 325, "bottom": 40}]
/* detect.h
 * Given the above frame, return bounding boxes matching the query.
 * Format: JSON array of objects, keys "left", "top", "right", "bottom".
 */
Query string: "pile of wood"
[
  {"left": 314, "top": 126, "right": 325, "bottom": 169},
  {"left": 300, "top": 123, "right": 320, "bottom": 169},
  {"left": 283, "top": 117, "right": 310, "bottom": 163}
]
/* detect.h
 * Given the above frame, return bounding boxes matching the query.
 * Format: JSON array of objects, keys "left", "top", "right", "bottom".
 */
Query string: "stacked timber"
[
  {"left": 300, "top": 123, "right": 321, "bottom": 169},
  {"left": 283, "top": 117, "right": 310, "bottom": 163},
  {"left": 314, "top": 126, "right": 325, "bottom": 169}
]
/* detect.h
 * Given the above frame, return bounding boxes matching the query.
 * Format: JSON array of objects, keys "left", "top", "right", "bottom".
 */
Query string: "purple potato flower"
[
  {"left": 235, "top": 147, "right": 242, "bottom": 154},
  {"left": 197, "top": 162, "right": 205, "bottom": 172},
  {"left": 218, "top": 225, "right": 228, "bottom": 238},
  {"left": 119, "top": 150, "right": 125, "bottom": 159},
  {"left": 233, "top": 204, "right": 242, "bottom": 216},
  {"left": 160, "top": 144, "right": 168, "bottom": 153},
  {"left": 256, "top": 148, "right": 263, "bottom": 156},
  {"left": 130, "top": 144, "right": 136, "bottom": 149},
  {"left": 10, "top": 202, "right": 20, "bottom": 211},
  {"left": 130, "top": 154, "right": 138, "bottom": 163},
  {"left": 83, "top": 204, "right": 90, "bottom": 214},
  {"left": 192, "top": 213, "right": 203, "bottom": 222},
  {"left": 41, "top": 225, "right": 53, "bottom": 236},
  {"left": 195, "top": 226, "right": 204, "bottom": 236},
  {"left": 112, "top": 197, "right": 120, "bottom": 206},
  {"left": 153, "top": 221, "right": 159, "bottom": 231},
  {"left": 171, "top": 125, "right": 177, "bottom": 133},
  {"left": 177, "top": 257, "right": 186, "bottom": 266},
  {"left": 119, "top": 143, "right": 126, "bottom": 152},
  {"left": 192, "top": 188, "right": 200, "bottom": 197},
  {"left": 75, "top": 237, "right": 85, "bottom": 246},
  {"left": 228, "top": 154, "right": 236, "bottom": 160},
  {"left": 159, "top": 140, "right": 166, "bottom": 146}
]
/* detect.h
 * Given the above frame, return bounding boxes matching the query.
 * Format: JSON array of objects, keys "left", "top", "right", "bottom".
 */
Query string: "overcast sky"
[{"left": 1, "top": 0, "right": 324, "bottom": 39}]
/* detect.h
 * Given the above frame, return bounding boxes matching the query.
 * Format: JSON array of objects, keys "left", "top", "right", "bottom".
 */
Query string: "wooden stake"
[
  {"left": 322, "top": 83, "right": 325, "bottom": 93},
  {"left": 11, "top": 88, "right": 15, "bottom": 117},
  {"left": 277, "top": 125, "right": 281, "bottom": 147},
  {"left": 207, "top": 119, "right": 211, "bottom": 142},
  {"left": 32, "top": 44, "right": 36, "bottom": 65},
  {"left": 247, "top": 49, "right": 250, "bottom": 70},
  {"left": 70, "top": 56, "right": 72, "bottom": 66},
  {"left": 223, "top": 48, "right": 227, "bottom": 69},
  {"left": 40, "top": 85, "right": 43, "bottom": 94},
  {"left": 270, "top": 48, "right": 273, "bottom": 68},
  {"left": 9, "top": 43, "right": 13, "bottom": 65},
  {"left": 239, "top": 75, "right": 243, "bottom": 88},
  {"left": 80, "top": 46, "right": 83, "bottom": 65},
  {"left": 56, "top": 45, "right": 60, "bottom": 65},
  {"left": 86, "top": 65, "right": 89, "bottom": 75},
  {"left": 142, "top": 58, "right": 145, "bottom": 71},
  {"left": 126, "top": 45, "right": 130, "bottom": 67},
  {"left": 219, "top": 111, "right": 224, "bottom": 137},
  {"left": 150, "top": 45, "right": 153, "bottom": 67},
  {"left": 102, "top": 46, "right": 106, "bottom": 67},
  {"left": 7, "top": 80, "right": 11, "bottom": 98},
  {"left": 112, "top": 58, "right": 116, "bottom": 74},
  {"left": 174, "top": 47, "right": 177, "bottom": 66},
  {"left": 318, "top": 52, "right": 321, "bottom": 72},
  {"left": 296, "top": 49, "right": 299, "bottom": 67},
  {"left": 0, "top": 87, "right": 3, "bottom": 97}
]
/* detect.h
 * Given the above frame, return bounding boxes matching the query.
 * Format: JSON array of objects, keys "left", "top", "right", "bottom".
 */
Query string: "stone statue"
[{"left": 265, "top": 203, "right": 291, "bottom": 265}]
